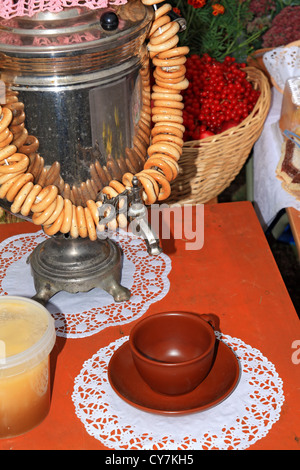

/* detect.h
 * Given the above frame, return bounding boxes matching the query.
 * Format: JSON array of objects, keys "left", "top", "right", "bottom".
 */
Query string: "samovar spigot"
[{"left": 98, "top": 176, "right": 162, "bottom": 256}]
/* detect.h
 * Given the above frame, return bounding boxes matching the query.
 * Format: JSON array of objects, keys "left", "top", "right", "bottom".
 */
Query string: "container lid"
[
  {"left": 0, "top": 1, "right": 153, "bottom": 54},
  {"left": 0, "top": 296, "right": 56, "bottom": 377}
]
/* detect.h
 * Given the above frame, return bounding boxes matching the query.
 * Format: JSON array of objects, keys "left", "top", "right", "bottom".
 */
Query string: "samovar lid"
[{"left": 0, "top": 0, "right": 153, "bottom": 54}]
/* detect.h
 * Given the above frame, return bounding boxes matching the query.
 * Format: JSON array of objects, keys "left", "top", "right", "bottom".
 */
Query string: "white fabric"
[
  {"left": 253, "top": 87, "right": 300, "bottom": 227},
  {"left": 72, "top": 332, "right": 285, "bottom": 450},
  {"left": 0, "top": 230, "right": 171, "bottom": 338},
  {"left": 263, "top": 45, "right": 300, "bottom": 93}
]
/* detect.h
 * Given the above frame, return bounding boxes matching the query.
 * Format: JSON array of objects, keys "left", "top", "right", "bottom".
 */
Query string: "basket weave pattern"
[{"left": 166, "top": 67, "right": 271, "bottom": 205}]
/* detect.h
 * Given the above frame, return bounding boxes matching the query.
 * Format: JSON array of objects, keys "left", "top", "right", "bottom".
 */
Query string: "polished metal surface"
[
  {"left": 0, "top": 2, "right": 153, "bottom": 190},
  {"left": 17, "top": 62, "right": 144, "bottom": 186}
]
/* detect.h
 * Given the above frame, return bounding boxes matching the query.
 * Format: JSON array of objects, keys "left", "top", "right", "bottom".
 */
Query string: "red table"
[{"left": 0, "top": 201, "right": 299, "bottom": 450}]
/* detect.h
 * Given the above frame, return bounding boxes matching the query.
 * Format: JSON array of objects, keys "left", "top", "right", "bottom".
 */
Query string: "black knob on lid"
[{"left": 100, "top": 11, "right": 119, "bottom": 31}]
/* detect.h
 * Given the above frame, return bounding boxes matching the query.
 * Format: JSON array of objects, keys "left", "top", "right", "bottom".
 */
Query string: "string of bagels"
[{"left": 0, "top": 0, "right": 189, "bottom": 240}]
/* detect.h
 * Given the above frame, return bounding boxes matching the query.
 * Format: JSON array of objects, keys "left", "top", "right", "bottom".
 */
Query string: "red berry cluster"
[{"left": 182, "top": 54, "right": 261, "bottom": 141}]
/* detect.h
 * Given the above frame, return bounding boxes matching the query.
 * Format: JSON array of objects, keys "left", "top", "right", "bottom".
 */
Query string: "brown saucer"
[{"left": 108, "top": 339, "right": 240, "bottom": 415}]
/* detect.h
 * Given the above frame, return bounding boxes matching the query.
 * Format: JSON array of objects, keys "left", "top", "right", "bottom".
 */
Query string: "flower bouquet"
[
  {"left": 246, "top": 1, "right": 300, "bottom": 86},
  {"left": 247, "top": 0, "right": 300, "bottom": 49},
  {"left": 168, "top": 0, "right": 263, "bottom": 61}
]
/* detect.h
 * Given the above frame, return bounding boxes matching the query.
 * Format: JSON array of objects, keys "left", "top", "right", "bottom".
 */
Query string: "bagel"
[
  {"left": 43, "top": 209, "right": 65, "bottom": 236},
  {"left": 20, "top": 184, "right": 42, "bottom": 216},
  {"left": 60, "top": 199, "right": 73, "bottom": 234},
  {"left": 31, "top": 185, "right": 58, "bottom": 213},
  {"left": 6, "top": 173, "right": 33, "bottom": 202},
  {"left": 10, "top": 181, "right": 34, "bottom": 214},
  {"left": 142, "top": 168, "right": 171, "bottom": 200},
  {"left": 0, "top": 107, "right": 13, "bottom": 133}
]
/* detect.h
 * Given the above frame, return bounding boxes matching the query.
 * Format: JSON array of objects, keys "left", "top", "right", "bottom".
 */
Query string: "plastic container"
[
  {"left": 279, "top": 77, "right": 300, "bottom": 136},
  {"left": 0, "top": 296, "right": 56, "bottom": 439}
]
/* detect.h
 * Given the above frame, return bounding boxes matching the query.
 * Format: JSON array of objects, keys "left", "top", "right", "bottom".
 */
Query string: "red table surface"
[{"left": 0, "top": 201, "right": 299, "bottom": 450}]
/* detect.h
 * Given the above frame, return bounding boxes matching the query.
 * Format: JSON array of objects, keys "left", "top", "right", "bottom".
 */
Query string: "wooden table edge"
[{"left": 286, "top": 207, "right": 300, "bottom": 258}]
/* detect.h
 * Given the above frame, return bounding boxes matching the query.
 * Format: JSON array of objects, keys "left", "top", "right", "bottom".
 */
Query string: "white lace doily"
[
  {"left": 0, "top": 230, "right": 171, "bottom": 338},
  {"left": 263, "top": 45, "right": 300, "bottom": 93},
  {"left": 72, "top": 332, "right": 285, "bottom": 450}
]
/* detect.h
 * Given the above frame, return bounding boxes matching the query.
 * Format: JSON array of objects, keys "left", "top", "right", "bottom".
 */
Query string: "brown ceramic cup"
[{"left": 129, "top": 311, "right": 219, "bottom": 396}]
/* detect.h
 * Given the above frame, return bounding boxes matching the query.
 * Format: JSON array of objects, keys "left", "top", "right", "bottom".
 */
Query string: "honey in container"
[{"left": 0, "top": 296, "right": 56, "bottom": 439}]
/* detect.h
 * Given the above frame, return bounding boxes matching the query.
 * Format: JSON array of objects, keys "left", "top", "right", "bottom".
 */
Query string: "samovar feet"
[
  {"left": 31, "top": 275, "right": 130, "bottom": 306},
  {"left": 27, "top": 235, "right": 131, "bottom": 306},
  {"left": 97, "top": 277, "right": 131, "bottom": 303},
  {"left": 31, "top": 282, "right": 60, "bottom": 306}
]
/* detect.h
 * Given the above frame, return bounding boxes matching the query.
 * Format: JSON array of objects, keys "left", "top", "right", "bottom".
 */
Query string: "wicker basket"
[{"left": 166, "top": 67, "right": 271, "bottom": 206}]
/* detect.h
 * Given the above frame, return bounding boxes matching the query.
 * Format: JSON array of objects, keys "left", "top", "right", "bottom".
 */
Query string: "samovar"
[{"left": 0, "top": 0, "right": 188, "bottom": 305}]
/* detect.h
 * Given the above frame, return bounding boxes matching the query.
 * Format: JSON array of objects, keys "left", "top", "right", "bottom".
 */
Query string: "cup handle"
[{"left": 200, "top": 313, "right": 220, "bottom": 331}]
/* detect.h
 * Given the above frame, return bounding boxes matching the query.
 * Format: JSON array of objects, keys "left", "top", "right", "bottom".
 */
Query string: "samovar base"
[{"left": 27, "top": 235, "right": 131, "bottom": 306}]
